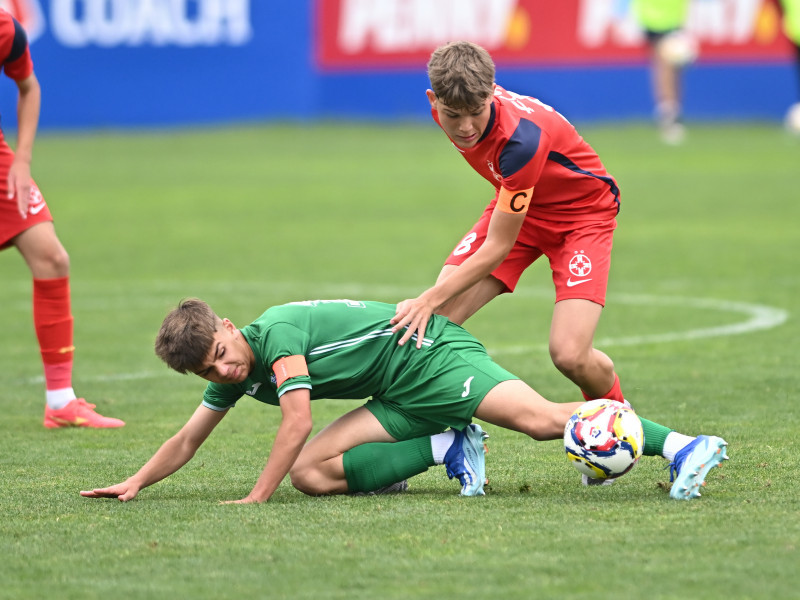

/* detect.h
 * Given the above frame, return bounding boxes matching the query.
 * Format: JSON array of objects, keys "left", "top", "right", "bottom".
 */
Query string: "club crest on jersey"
[
  {"left": 487, "top": 161, "right": 502, "bottom": 182},
  {"left": 569, "top": 250, "right": 592, "bottom": 277}
]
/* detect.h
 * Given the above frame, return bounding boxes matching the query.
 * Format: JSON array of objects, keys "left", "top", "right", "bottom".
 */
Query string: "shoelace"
[
  {"left": 667, "top": 443, "right": 695, "bottom": 482},
  {"left": 667, "top": 461, "right": 681, "bottom": 482}
]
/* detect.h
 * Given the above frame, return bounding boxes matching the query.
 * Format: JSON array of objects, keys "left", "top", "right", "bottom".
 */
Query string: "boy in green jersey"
[{"left": 80, "top": 299, "right": 727, "bottom": 503}]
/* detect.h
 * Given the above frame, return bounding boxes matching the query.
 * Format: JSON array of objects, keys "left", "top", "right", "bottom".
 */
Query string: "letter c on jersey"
[
  {"left": 510, "top": 192, "right": 528, "bottom": 212},
  {"left": 497, "top": 187, "right": 533, "bottom": 214}
]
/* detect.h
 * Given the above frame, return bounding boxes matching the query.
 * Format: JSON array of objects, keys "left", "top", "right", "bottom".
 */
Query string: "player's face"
[
  {"left": 193, "top": 318, "right": 254, "bottom": 384},
  {"left": 427, "top": 89, "right": 494, "bottom": 149}
]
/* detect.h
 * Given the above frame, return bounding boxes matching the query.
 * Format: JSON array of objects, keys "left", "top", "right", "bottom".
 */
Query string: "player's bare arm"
[
  {"left": 392, "top": 207, "right": 526, "bottom": 347},
  {"left": 80, "top": 404, "right": 227, "bottom": 501},
  {"left": 8, "top": 73, "right": 40, "bottom": 218},
  {"left": 221, "top": 387, "right": 313, "bottom": 504}
]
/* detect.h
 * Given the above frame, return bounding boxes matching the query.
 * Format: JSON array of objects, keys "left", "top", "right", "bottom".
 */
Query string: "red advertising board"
[{"left": 316, "top": 0, "right": 795, "bottom": 70}]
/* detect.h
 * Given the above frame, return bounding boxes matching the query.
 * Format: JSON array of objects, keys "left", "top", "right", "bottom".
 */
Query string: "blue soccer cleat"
[
  {"left": 443, "top": 424, "right": 488, "bottom": 496},
  {"left": 669, "top": 435, "right": 729, "bottom": 500}
]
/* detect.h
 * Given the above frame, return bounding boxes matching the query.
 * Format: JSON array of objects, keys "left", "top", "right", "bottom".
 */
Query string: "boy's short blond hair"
[
  {"left": 427, "top": 41, "right": 495, "bottom": 111},
  {"left": 155, "top": 298, "right": 220, "bottom": 374}
]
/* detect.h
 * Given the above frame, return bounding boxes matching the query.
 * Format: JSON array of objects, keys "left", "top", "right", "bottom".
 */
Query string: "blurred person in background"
[
  {"left": 0, "top": 9, "right": 124, "bottom": 428},
  {"left": 631, "top": 0, "right": 697, "bottom": 144},
  {"left": 780, "top": 0, "right": 800, "bottom": 133}
]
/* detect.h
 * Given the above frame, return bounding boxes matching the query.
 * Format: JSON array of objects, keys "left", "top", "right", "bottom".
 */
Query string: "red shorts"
[
  {"left": 444, "top": 203, "right": 617, "bottom": 306},
  {"left": 0, "top": 143, "right": 53, "bottom": 250}
]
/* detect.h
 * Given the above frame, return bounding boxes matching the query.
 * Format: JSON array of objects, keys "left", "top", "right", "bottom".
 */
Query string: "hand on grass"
[{"left": 80, "top": 482, "right": 140, "bottom": 502}]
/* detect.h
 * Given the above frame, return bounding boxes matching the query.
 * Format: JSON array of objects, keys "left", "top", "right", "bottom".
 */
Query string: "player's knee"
[
  {"left": 289, "top": 464, "right": 331, "bottom": 496},
  {"left": 50, "top": 247, "right": 70, "bottom": 275},
  {"left": 549, "top": 343, "right": 587, "bottom": 377},
  {"left": 289, "top": 466, "right": 314, "bottom": 494},
  {"left": 33, "top": 245, "right": 70, "bottom": 278}
]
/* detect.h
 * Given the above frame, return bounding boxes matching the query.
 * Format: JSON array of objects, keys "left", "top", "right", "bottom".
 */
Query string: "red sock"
[
  {"left": 581, "top": 373, "right": 625, "bottom": 403},
  {"left": 33, "top": 277, "right": 74, "bottom": 391}
]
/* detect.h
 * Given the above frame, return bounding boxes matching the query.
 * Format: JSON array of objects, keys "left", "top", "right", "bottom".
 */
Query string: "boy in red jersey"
[
  {"left": 0, "top": 9, "right": 123, "bottom": 428},
  {"left": 391, "top": 42, "right": 628, "bottom": 484}
]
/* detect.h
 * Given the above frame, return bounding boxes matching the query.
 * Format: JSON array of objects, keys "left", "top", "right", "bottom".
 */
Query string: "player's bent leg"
[
  {"left": 550, "top": 299, "right": 617, "bottom": 400},
  {"left": 290, "top": 406, "right": 394, "bottom": 495},
  {"left": 342, "top": 437, "right": 434, "bottom": 495},
  {"left": 290, "top": 455, "right": 347, "bottom": 496},
  {"left": 474, "top": 379, "right": 582, "bottom": 441}
]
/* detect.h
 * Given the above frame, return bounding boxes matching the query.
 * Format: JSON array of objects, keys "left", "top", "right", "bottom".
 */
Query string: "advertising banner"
[{"left": 316, "top": 0, "right": 796, "bottom": 69}]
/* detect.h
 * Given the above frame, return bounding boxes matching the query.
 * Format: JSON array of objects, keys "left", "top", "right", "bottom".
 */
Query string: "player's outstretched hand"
[
  {"left": 80, "top": 482, "right": 140, "bottom": 502},
  {"left": 391, "top": 297, "right": 434, "bottom": 349}
]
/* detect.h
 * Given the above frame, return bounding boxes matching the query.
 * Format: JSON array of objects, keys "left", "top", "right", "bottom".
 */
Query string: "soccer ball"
[{"left": 563, "top": 399, "right": 643, "bottom": 480}]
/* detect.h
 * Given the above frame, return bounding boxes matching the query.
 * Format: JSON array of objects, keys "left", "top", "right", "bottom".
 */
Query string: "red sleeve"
[{"left": 0, "top": 11, "right": 33, "bottom": 81}]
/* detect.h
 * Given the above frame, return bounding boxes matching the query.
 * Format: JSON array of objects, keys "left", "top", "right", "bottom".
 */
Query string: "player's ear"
[
  {"left": 221, "top": 318, "right": 236, "bottom": 332},
  {"left": 426, "top": 89, "right": 437, "bottom": 107}
]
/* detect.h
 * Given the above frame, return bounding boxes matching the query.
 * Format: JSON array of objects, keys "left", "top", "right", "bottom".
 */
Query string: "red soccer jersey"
[
  {"left": 0, "top": 9, "right": 33, "bottom": 80},
  {"left": 0, "top": 9, "right": 33, "bottom": 144},
  {"left": 432, "top": 86, "right": 620, "bottom": 222}
]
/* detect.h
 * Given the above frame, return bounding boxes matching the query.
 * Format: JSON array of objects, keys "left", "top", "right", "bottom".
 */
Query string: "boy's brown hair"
[
  {"left": 427, "top": 41, "right": 495, "bottom": 111},
  {"left": 155, "top": 298, "right": 220, "bottom": 374}
]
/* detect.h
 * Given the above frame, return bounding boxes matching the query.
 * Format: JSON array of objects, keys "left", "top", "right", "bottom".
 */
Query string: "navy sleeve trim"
[
  {"left": 7, "top": 17, "right": 28, "bottom": 64},
  {"left": 548, "top": 151, "right": 621, "bottom": 212},
  {"left": 498, "top": 118, "right": 542, "bottom": 178}
]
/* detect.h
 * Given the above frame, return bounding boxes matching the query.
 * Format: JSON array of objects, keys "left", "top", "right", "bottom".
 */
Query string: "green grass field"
[{"left": 1, "top": 122, "right": 798, "bottom": 599}]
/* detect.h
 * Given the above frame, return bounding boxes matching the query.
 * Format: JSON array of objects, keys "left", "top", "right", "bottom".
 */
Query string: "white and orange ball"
[{"left": 564, "top": 399, "right": 644, "bottom": 480}]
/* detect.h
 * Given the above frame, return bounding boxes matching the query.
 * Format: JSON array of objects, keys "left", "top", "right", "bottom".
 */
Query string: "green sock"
[
  {"left": 640, "top": 418, "right": 672, "bottom": 457},
  {"left": 343, "top": 437, "right": 435, "bottom": 493}
]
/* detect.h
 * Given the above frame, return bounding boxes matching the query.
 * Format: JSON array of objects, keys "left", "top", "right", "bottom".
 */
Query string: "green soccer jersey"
[{"left": 203, "top": 300, "right": 452, "bottom": 410}]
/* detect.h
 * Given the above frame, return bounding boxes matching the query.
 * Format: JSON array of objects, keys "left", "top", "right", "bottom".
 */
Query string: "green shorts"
[{"left": 363, "top": 322, "right": 518, "bottom": 440}]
